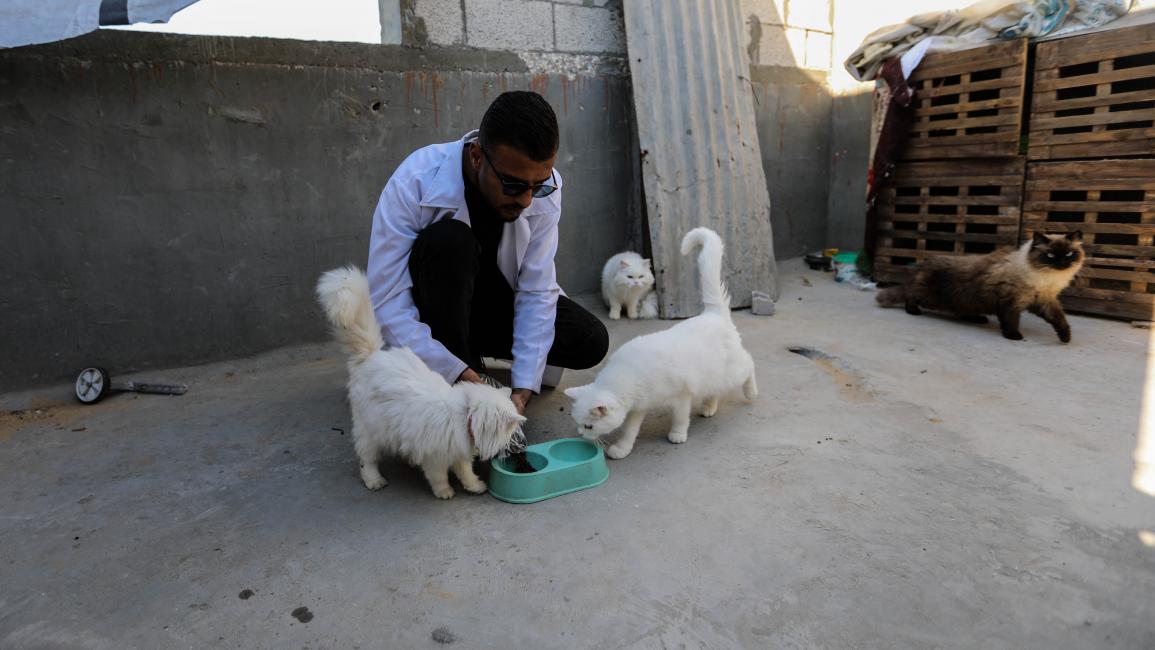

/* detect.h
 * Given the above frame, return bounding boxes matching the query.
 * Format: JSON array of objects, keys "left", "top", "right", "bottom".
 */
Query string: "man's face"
[{"left": 468, "top": 142, "right": 556, "bottom": 223}]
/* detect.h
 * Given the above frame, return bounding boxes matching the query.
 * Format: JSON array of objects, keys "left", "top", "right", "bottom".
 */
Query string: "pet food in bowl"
[{"left": 488, "top": 438, "right": 609, "bottom": 504}]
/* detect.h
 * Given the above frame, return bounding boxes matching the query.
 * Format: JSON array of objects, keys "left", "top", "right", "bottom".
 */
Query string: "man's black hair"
[{"left": 478, "top": 91, "right": 559, "bottom": 163}]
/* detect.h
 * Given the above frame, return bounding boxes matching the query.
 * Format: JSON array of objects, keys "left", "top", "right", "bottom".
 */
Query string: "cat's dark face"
[{"left": 1029, "top": 231, "right": 1085, "bottom": 272}]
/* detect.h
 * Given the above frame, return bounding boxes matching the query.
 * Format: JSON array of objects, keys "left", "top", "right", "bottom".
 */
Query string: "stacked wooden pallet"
[
  {"left": 874, "top": 39, "right": 1029, "bottom": 283},
  {"left": 1024, "top": 21, "right": 1155, "bottom": 320},
  {"left": 875, "top": 22, "right": 1155, "bottom": 321},
  {"left": 1028, "top": 21, "right": 1155, "bottom": 161},
  {"left": 873, "top": 159, "right": 1024, "bottom": 282},
  {"left": 1022, "top": 160, "right": 1155, "bottom": 320},
  {"left": 901, "top": 39, "right": 1029, "bottom": 160}
]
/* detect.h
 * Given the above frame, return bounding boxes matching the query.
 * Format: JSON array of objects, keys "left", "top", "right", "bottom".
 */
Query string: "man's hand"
[
  {"left": 457, "top": 368, "right": 483, "bottom": 384},
  {"left": 510, "top": 388, "right": 533, "bottom": 416},
  {"left": 457, "top": 369, "right": 531, "bottom": 416}
]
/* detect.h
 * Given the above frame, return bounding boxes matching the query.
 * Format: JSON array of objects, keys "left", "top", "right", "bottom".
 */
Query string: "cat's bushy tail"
[
  {"left": 639, "top": 292, "right": 659, "bottom": 319},
  {"left": 316, "top": 265, "right": 384, "bottom": 363},
  {"left": 680, "top": 227, "right": 730, "bottom": 318},
  {"left": 875, "top": 284, "right": 907, "bottom": 308}
]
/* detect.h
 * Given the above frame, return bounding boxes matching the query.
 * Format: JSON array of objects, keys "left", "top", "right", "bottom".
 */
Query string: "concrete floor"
[{"left": 2, "top": 259, "right": 1154, "bottom": 649}]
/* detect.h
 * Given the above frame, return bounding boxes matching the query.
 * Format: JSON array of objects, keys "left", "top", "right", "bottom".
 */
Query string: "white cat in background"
[
  {"left": 601, "top": 252, "right": 658, "bottom": 320},
  {"left": 316, "top": 266, "right": 525, "bottom": 499},
  {"left": 567, "top": 228, "right": 758, "bottom": 459}
]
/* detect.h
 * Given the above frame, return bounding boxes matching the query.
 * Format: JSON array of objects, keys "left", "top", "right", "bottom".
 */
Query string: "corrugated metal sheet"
[{"left": 623, "top": 0, "right": 778, "bottom": 318}]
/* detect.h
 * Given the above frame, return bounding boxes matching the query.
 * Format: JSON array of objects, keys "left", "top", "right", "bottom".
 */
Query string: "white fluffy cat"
[
  {"left": 566, "top": 228, "right": 757, "bottom": 459},
  {"left": 316, "top": 265, "right": 526, "bottom": 499},
  {"left": 601, "top": 251, "right": 659, "bottom": 320}
]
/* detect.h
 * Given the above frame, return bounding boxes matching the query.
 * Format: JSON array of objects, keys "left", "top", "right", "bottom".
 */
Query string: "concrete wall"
[
  {"left": 741, "top": 0, "right": 836, "bottom": 259},
  {"left": 750, "top": 65, "right": 834, "bottom": 259},
  {"left": 0, "top": 31, "right": 636, "bottom": 390},
  {"left": 825, "top": 90, "right": 872, "bottom": 252}
]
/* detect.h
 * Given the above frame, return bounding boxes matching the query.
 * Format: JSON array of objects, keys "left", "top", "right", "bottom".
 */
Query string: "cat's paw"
[
  {"left": 362, "top": 476, "right": 387, "bottom": 491},
  {"left": 700, "top": 399, "right": 718, "bottom": 418},
  {"left": 667, "top": 430, "right": 688, "bottom": 444},
  {"left": 462, "top": 479, "right": 488, "bottom": 495},
  {"left": 1002, "top": 330, "right": 1024, "bottom": 341},
  {"left": 608, "top": 311, "right": 621, "bottom": 320},
  {"left": 431, "top": 484, "right": 456, "bottom": 499},
  {"left": 1058, "top": 329, "right": 1071, "bottom": 343},
  {"left": 743, "top": 377, "right": 759, "bottom": 401},
  {"left": 360, "top": 466, "right": 387, "bottom": 490},
  {"left": 605, "top": 443, "right": 633, "bottom": 459}
]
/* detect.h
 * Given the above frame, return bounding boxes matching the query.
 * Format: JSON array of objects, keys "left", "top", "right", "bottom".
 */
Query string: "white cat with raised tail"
[
  {"left": 316, "top": 265, "right": 526, "bottom": 499},
  {"left": 567, "top": 228, "right": 758, "bottom": 459},
  {"left": 601, "top": 251, "right": 658, "bottom": 320}
]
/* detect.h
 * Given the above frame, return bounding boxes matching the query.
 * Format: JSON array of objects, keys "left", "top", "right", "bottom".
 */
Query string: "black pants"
[{"left": 409, "top": 218, "right": 608, "bottom": 381}]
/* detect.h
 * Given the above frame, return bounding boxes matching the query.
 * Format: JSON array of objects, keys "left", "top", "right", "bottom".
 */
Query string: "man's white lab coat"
[{"left": 367, "top": 131, "right": 563, "bottom": 393}]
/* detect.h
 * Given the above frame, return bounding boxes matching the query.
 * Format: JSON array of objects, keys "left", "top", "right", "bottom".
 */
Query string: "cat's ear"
[
  {"left": 493, "top": 408, "right": 526, "bottom": 429},
  {"left": 590, "top": 405, "right": 608, "bottom": 417},
  {"left": 643, "top": 258, "right": 652, "bottom": 268},
  {"left": 1032, "top": 231, "right": 1049, "bottom": 247},
  {"left": 619, "top": 259, "right": 630, "bottom": 268},
  {"left": 499, "top": 386, "right": 513, "bottom": 398},
  {"left": 563, "top": 385, "right": 587, "bottom": 399},
  {"left": 1067, "top": 230, "right": 1083, "bottom": 242}
]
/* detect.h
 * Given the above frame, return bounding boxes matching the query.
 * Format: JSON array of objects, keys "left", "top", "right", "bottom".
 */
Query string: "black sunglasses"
[{"left": 480, "top": 146, "right": 558, "bottom": 198}]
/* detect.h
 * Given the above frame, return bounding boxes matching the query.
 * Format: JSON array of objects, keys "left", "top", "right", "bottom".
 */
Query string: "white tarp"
[
  {"left": 845, "top": 0, "right": 1135, "bottom": 82},
  {"left": 1, "top": 0, "right": 199, "bottom": 49}
]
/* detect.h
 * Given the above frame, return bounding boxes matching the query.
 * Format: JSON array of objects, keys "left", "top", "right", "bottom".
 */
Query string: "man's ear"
[{"left": 468, "top": 141, "right": 483, "bottom": 170}]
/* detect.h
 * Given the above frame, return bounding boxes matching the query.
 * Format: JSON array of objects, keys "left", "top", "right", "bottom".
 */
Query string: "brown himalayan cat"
[{"left": 876, "top": 231, "right": 1085, "bottom": 343}]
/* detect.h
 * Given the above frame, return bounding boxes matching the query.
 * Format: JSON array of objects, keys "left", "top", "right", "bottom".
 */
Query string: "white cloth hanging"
[{"left": 1, "top": 0, "right": 199, "bottom": 49}]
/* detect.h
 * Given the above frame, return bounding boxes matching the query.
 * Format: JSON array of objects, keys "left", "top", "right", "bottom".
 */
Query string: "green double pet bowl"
[{"left": 489, "top": 438, "right": 609, "bottom": 504}]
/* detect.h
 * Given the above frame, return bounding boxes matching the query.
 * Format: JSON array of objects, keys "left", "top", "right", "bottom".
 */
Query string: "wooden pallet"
[
  {"left": 874, "top": 158, "right": 1026, "bottom": 283},
  {"left": 1029, "top": 21, "right": 1155, "bottom": 160},
  {"left": 1023, "top": 159, "right": 1155, "bottom": 321},
  {"left": 902, "top": 39, "right": 1029, "bottom": 160}
]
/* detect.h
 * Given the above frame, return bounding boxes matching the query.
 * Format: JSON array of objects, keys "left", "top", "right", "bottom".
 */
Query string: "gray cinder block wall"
[
  {"left": 392, "top": 0, "right": 629, "bottom": 79},
  {"left": 0, "top": 30, "right": 636, "bottom": 391}
]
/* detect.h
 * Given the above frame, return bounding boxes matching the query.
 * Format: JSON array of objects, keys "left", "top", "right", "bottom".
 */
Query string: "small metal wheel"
[{"left": 75, "top": 367, "right": 110, "bottom": 404}]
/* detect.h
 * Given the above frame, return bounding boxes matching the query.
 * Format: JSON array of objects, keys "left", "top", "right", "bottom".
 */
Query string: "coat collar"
[{"left": 418, "top": 130, "right": 559, "bottom": 219}]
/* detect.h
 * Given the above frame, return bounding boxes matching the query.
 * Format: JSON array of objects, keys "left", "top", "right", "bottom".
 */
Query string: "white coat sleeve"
[
  {"left": 510, "top": 196, "right": 562, "bottom": 393},
  {"left": 366, "top": 178, "right": 469, "bottom": 384}
]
